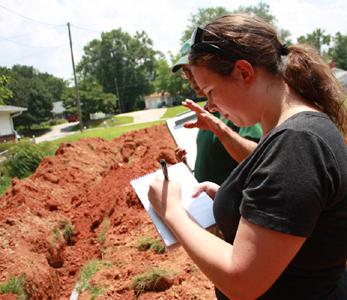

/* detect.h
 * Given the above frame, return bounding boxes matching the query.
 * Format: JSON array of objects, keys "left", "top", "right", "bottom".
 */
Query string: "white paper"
[
  {"left": 166, "top": 112, "right": 199, "bottom": 171},
  {"left": 130, "top": 162, "right": 215, "bottom": 247}
]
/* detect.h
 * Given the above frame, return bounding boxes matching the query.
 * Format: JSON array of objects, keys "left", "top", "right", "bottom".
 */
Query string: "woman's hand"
[
  {"left": 192, "top": 181, "right": 220, "bottom": 199},
  {"left": 148, "top": 174, "right": 184, "bottom": 220},
  {"left": 182, "top": 99, "right": 221, "bottom": 132}
]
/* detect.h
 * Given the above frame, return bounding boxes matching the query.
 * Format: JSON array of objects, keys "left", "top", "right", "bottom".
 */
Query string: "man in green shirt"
[{"left": 172, "top": 40, "right": 262, "bottom": 184}]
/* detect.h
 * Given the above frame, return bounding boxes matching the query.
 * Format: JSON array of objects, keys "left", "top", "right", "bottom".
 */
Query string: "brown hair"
[{"left": 189, "top": 14, "right": 347, "bottom": 134}]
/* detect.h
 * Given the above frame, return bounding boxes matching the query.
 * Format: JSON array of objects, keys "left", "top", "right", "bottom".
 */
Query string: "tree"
[
  {"left": 77, "top": 29, "right": 157, "bottom": 112},
  {"left": 330, "top": 32, "right": 347, "bottom": 70},
  {"left": 5, "top": 65, "right": 54, "bottom": 129},
  {"left": 62, "top": 79, "right": 116, "bottom": 121},
  {"left": 180, "top": 3, "right": 291, "bottom": 44},
  {"left": 181, "top": 7, "right": 230, "bottom": 43},
  {"left": 0, "top": 75, "right": 12, "bottom": 105},
  {"left": 38, "top": 72, "right": 67, "bottom": 102},
  {"left": 153, "top": 55, "right": 196, "bottom": 103},
  {"left": 236, "top": 2, "right": 275, "bottom": 24},
  {"left": 297, "top": 28, "right": 331, "bottom": 55}
]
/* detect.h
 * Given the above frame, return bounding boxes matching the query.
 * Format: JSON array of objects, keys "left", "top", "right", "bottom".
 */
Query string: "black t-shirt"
[{"left": 214, "top": 112, "right": 347, "bottom": 299}]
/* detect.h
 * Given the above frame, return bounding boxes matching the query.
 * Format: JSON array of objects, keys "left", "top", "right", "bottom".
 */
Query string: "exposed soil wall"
[{"left": 0, "top": 125, "right": 214, "bottom": 299}]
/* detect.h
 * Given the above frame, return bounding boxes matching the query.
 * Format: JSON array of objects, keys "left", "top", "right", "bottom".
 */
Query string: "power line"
[
  {"left": 70, "top": 24, "right": 102, "bottom": 35},
  {"left": 0, "top": 35, "right": 67, "bottom": 48},
  {"left": 0, "top": 3, "right": 65, "bottom": 27}
]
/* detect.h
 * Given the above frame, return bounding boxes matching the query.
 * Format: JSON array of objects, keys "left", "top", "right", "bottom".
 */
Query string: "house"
[
  {"left": 52, "top": 101, "right": 65, "bottom": 118},
  {"left": 144, "top": 92, "right": 174, "bottom": 109},
  {"left": 0, "top": 105, "right": 27, "bottom": 143},
  {"left": 331, "top": 67, "right": 347, "bottom": 93}
]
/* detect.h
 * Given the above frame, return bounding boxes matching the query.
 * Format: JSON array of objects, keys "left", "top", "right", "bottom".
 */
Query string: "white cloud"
[{"left": 0, "top": 0, "right": 346, "bottom": 80}]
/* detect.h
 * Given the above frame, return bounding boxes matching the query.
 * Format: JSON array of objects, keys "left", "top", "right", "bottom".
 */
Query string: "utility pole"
[
  {"left": 114, "top": 77, "right": 123, "bottom": 113},
  {"left": 67, "top": 22, "right": 83, "bottom": 131}
]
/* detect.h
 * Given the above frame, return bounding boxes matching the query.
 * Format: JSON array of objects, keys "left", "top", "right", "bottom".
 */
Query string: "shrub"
[{"left": 3, "top": 141, "right": 56, "bottom": 179}]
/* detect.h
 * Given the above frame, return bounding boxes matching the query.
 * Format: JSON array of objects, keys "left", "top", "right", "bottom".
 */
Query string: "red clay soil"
[{"left": 0, "top": 125, "right": 215, "bottom": 300}]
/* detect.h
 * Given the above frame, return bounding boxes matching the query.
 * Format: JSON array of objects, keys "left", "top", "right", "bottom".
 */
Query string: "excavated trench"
[{"left": 0, "top": 125, "right": 214, "bottom": 300}]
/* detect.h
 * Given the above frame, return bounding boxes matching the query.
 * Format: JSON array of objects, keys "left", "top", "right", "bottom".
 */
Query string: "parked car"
[{"left": 67, "top": 115, "right": 79, "bottom": 122}]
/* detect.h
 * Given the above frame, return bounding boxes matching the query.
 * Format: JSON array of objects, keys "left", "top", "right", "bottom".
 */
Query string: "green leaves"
[{"left": 77, "top": 28, "right": 157, "bottom": 112}]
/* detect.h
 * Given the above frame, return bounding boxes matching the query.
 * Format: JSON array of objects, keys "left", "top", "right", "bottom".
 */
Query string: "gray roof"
[{"left": 0, "top": 105, "right": 27, "bottom": 113}]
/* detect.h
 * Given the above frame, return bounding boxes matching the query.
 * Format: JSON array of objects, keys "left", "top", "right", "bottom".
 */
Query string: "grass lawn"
[
  {"left": 51, "top": 120, "right": 164, "bottom": 146},
  {"left": 160, "top": 101, "right": 206, "bottom": 119}
]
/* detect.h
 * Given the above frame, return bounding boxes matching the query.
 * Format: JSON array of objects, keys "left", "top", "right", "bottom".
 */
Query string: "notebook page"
[{"left": 130, "top": 162, "right": 215, "bottom": 247}]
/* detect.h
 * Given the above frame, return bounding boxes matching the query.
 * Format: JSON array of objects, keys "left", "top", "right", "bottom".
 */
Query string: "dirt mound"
[{"left": 0, "top": 125, "right": 214, "bottom": 299}]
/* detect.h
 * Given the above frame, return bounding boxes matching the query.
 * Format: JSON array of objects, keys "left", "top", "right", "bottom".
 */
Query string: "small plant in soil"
[
  {"left": 76, "top": 260, "right": 111, "bottom": 296},
  {"left": 62, "top": 222, "right": 74, "bottom": 245},
  {"left": 51, "top": 226, "right": 61, "bottom": 245},
  {"left": 97, "top": 218, "right": 110, "bottom": 245},
  {"left": 0, "top": 274, "right": 27, "bottom": 300},
  {"left": 131, "top": 268, "right": 173, "bottom": 297},
  {"left": 136, "top": 236, "right": 165, "bottom": 254}
]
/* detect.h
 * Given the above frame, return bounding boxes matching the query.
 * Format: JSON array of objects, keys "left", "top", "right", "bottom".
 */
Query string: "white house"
[
  {"left": 0, "top": 105, "right": 27, "bottom": 143},
  {"left": 332, "top": 67, "right": 347, "bottom": 93},
  {"left": 144, "top": 92, "right": 174, "bottom": 109}
]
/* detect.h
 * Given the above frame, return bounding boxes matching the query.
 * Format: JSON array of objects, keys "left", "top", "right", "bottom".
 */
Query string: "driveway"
[
  {"left": 35, "top": 122, "right": 79, "bottom": 143},
  {"left": 118, "top": 107, "right": 167, "bottom": 123}
]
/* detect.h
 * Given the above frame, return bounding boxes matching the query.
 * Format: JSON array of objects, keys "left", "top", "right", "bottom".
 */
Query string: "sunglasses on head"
[{"left": 190, "top": 26, "right": 240, "bottom": 62}]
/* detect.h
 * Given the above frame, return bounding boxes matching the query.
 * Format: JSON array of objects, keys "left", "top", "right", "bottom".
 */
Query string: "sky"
[{"left": 0, "top": 0, "right": 346, "bottom": 81}]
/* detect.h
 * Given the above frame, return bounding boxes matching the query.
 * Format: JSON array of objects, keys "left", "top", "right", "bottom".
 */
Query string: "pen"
[{"left": 160, "top": 159, "right": 169, "bottom": 181}]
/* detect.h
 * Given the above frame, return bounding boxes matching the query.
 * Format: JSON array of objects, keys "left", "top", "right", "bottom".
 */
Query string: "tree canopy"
[
  {"left": 330, "top": 32, "right": 347, "bottom": 70},
  {"left": 0, "top": 75, "right": 12, "bottom": 105},
  {"left": 0, "top": 65, "right": 67, "bottom": 129},
  {"left": 180, "top": 2, "right": 290, "bottom": 43},
  {"left": 62, "top": 79, "right": 116, "bottom": 121},
  {"left": 77, "top": 29, "right": 158, "bottom": 112},
  {"left": 297, "top": 28, "right": 331, "bottom": 54}
]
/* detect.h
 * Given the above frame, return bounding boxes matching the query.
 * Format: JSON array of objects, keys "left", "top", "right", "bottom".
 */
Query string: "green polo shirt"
[{"left": 194, "top": 113, "right": 262, "bottom": 185}]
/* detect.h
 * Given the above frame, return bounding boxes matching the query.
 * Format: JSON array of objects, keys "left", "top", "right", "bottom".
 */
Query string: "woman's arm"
[
  {"left": 148, "top": 178, "right": 306, "bottom": 299},
  {"left": 182, "top": 99, "right": 258, "bottom": 162}
]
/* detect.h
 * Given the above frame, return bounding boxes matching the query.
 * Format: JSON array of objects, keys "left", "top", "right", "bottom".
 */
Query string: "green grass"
[
  {"left": 97, "top": 218, "right": 110, "bottom": 245},
  {"left": 0, "top": 274, "right": 27, "bottom": 299},
  {"left": 160, "top": 105, "right": 189, "bottom": 119},
  {"left": 112, "top": 115, "right": 134, "bottom": 125},
  {"left": 136, "top": 236, "right": 165, "bottom": 254},
  {"left": 0, "top": 175, "right": 11, "bottom": 196},
  {"left": 51, "top": 120, "right": 164, "bottom": 146},
  {"left": 76, "top": 260, "right": 111, "bottom": 297},
  {"left": 131, "top": 268, "right": 171, "bottom": 297},
  {"left": 160, "top": 101, "right": 206, "bottom": 119}
]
